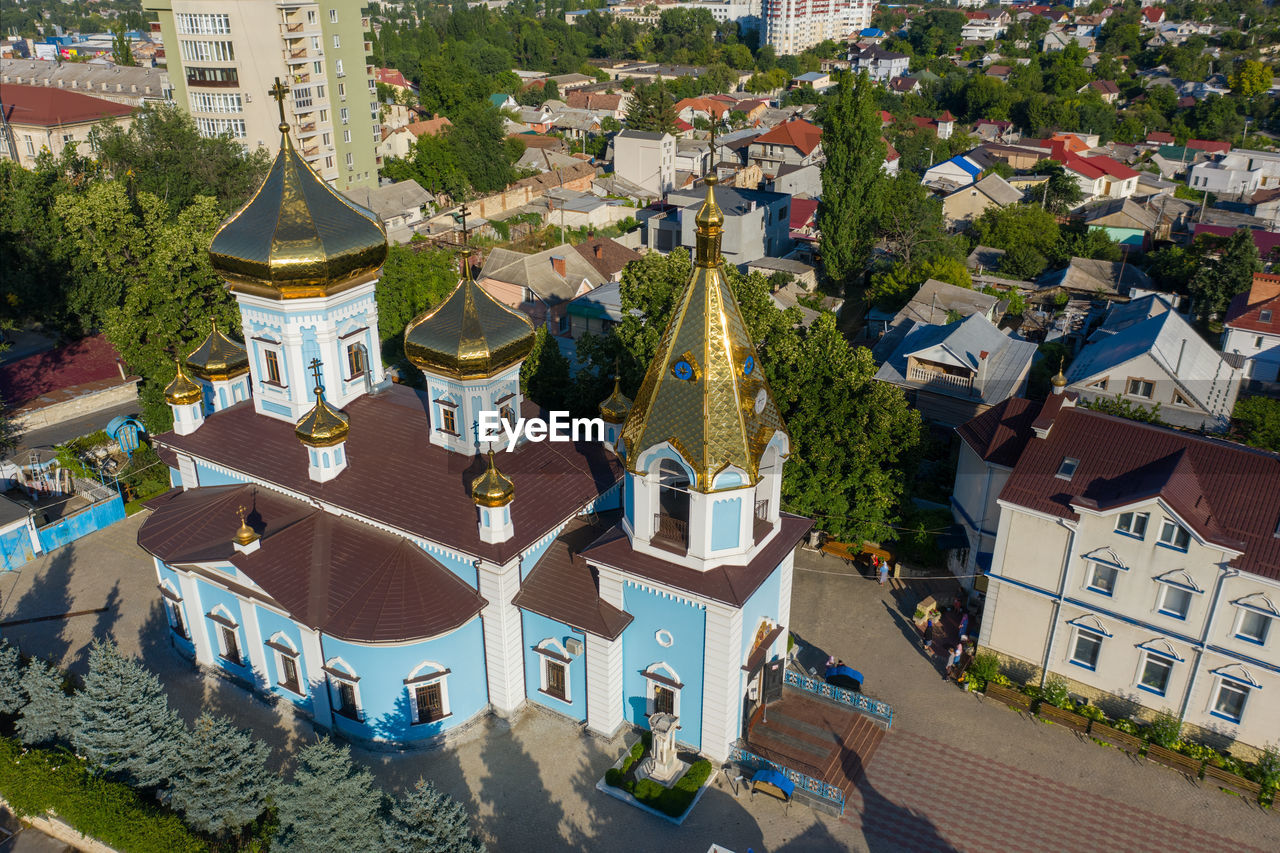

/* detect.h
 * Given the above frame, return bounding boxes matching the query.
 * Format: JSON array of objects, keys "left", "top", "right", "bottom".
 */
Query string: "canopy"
[
  {"left": 825, "top": 665, "right": 863, "bottom": 692},
  {"left": 751, "top": 769, "right": 795, "bottom": 799}
]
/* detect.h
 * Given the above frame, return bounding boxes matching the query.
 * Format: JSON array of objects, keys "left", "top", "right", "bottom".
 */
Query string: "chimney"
[
  {"left": 1175, "top": 338, "right": 1186, "bottom": 374},
  {"left": 594, "top": 244, "right": 603, "bottom": 259},
  {"left": 551, "top": 255, "right": 566, "bottom": 276}
]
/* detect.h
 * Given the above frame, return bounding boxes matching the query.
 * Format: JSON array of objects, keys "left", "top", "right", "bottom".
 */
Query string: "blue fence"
[
  {"left": 34, "top": 481, "right": 125, "bottom": 554},
  {"left": 784, "top": 669, "right": 894, "bottom": 728},
  {"left": 729, "top": 743, "right": 846, "bottom": 815}
]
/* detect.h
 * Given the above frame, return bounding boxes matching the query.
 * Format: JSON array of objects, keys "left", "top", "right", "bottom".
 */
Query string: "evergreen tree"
[
  {"left": 1190, "top": 228, "right": 1260, "bottom": 321},
  {"left": 73, "top": 641, "right": 183, "bottom": 789},
  {"left": 817, "top": 71, "right": 886, "bottom": 292},
  {"left": 0, "top": 640, "right": 24, "bottom": 715},
  {"left": 520, "top": 325, "right": 572, "bottom": 412},
  {"left": 623, "top": 82, "right": 678, "bottom": 134},
  {"left": 382, "top": 778, "right": 486, "bottom": 853},
  {"left": 16, "top": 659, "right": 75, "bottom": 746},
  {"left": 274, "top": 738, "right": 384, "bottom": 853},
  {"left": 168, "top": 713, "right": 271, "bottom": 837}
]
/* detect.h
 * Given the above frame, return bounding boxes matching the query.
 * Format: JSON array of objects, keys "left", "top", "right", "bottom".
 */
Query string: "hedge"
[{"left": 0, "top": 738, "right": 207, "bottom": 852}]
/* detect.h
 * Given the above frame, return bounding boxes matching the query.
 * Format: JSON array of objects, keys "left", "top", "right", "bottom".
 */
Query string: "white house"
[
  {"left": 1189, "top": 150, "right": 1280, "bottom": 197},
  {"left": 613, "top": 130, "right": 675, "bottom": 197},
  {"left": 922, "top": 155, "right": 984, "bottom": 192},
  {"left": 1064, "top": 155, "right": 1141, "bottom": 201},
  {"left": 1222, "top": 273, "right": 1280, "bottom": 383}
]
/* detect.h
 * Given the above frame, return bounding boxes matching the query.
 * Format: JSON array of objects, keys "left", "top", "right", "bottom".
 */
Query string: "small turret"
[
  {"left": 598, "top": 373, "right": 632, "bottom": 453},
  {"left": 165, "top": 359, "right": 205, "bottom": 436},
  {"left": 471, "top": 449, "right": 515, "bottom": 544},
  {"left": 1051, "top": 357, "right": 1067, "bottom": 395},
  {"left": 232, "top": 505, "right": 260, "bottom": 555},
  {"left": 294, "top": 359, "right": 350, "bottom": 483}
]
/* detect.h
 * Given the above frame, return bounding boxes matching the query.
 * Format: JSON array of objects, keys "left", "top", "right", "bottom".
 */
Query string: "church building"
[{"left": 137, "top": 107, "right": 809, "bottom": 764}]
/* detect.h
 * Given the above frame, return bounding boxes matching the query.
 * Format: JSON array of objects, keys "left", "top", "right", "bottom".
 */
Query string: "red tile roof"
[
  {"left": 375, "top": 68, "right": 412, "bottom": 89},
  {"left": 674, "top": 97, "right": 729, "bottom": 119},
  {"left": 754, "top": 119, "right": 822, "bottom": 156},
  {"left": 154, "top": 386, "right": 624, "bottom": 565},
  {"left": 1089, "top": 80, "right": 1121, "bottom": 96},
  {"left": 789, "top": 197, "right": 819, "bottom": 230},
  {"left": 1141, "top": 7, "right": 1165, "bottom": 23},
  {"left": 0, "top": 334, "right": 131, "bottom": 411},
  {"left": 1080, "top": 155, "right": 1139, "bottom": 180},
  {"left": 1194, "top": 224, "right": 1280, "bottom": 259},
  {"left": 1224, "top": 273, "right": 1280, "bottom": 334},
  {"left": 956, "top": 397, "right": 1039, "bottom": 469},
  {"left": 406, "top": 115, "right": 452, "bottom": 137},
  {"left": 884, "top": 139, "right": 900, "bottom": 162},
  {"left": 1, "top": 84, "right": 135, "bottom": 128},
  {"left": 1146, "top": 131, "right": 1175, "bottom": 144},
  {"left": 573, "top": 236, "right": 641, "bottom": 279},
  {"left": 512, "top": 516, "right": 632, "bottom": 639},
  {"left": 1188, "top": 139, "right": 1230, "bottom": 155},
  {"left": 139, "top": 484, "right": 487, "bottom": 642}
]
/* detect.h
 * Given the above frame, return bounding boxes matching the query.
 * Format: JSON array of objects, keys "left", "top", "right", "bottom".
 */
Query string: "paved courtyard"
[{"left": 1, "top": 513, "right": 1278, "bottom": 852}]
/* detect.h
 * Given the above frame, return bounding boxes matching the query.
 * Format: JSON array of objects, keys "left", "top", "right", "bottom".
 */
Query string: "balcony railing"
[
  {"left": 783, "top": 669, "right": 894, "bottom": 728},
  {"left": 652, "top": 512, "right": 688, "bottom": 553},
  {"left": 297, "top": 121, "right": 316, "bottom": 134},
  {"left": 729, "top": 743, "right": 845, "bottom": 815},
  {"left": 283, "top": 22, "right": 303, "bottom": 33},
  {"left": 907, "top": 366, "right": 973, "bottom": 391},
  {"left": 754, "top": 498, "right": 771, "bottom": 541},
  {"left": 286, "top": 47, "right": 308, "bottom": 60}
]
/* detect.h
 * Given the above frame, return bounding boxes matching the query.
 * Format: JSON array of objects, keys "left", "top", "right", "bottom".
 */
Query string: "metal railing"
[
  {"left": 653, "top": 512, "right": 688, "bottom": 549},
  {"left": 784, "top": 669, "right": 894, "bottom": 728},
  {"left": 729, "top": 743, "right": 845, "bottom": 814}
]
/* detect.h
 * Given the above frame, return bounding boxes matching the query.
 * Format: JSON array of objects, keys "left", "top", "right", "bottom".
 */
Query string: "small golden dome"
[
  {"left": 186, "top": 319, "right": 249, "bottom": 381},
  {"left": 233, "top": 505, "right": 258, "bottom": 546},
  {"left": 164, "top": 359, "right": 204, "bottom": 406},
  {"left": 1051, "top": 357, "right": 1067, "bottom": 389},
  {"left": 404, "top": 249, "right": 537, "bottom": 380},
  {"left": 599, "top": 374, "right": 632, "bottom": 424},
  {"left": 208, "top": 89, "right": 387, "bottom": 299},
  {"left": 695, "top": 175, "right": 725, "bottom": 230},
  {"left": 471, "top": 449, "right": 515, "bottom": 507},
  {"left": 295, "top": 385, "right": 350, "bottom": 448}
]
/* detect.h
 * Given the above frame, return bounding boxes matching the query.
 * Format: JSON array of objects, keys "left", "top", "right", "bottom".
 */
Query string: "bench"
[
  {"left": 984, "top": 682, "right": 1032, "bottom": 713},
  {"left": 1037, "top": 703, "right": 1090, "bottom": 734},
  {"left": 1146, "top": 744, "right": 1204, "bottom": 780},
  {"left": 1203, "top": 764, "right": 1262, "bottom": 800},
  {"left": 1090, "top": 723, "right": 1143, "bottom": 756},
  {"left": 752, "top": 779, "right": 789, "bottom": 802}
]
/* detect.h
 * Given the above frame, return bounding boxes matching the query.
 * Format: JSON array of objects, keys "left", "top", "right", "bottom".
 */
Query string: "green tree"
[
  {"left": 168, "top": 713, "right": 271, "bottom": 837},
  {"left": 867, "top": 257, "right": 972, "bottom": 311},
  {"left": 520, "top": 325, "right": 572, "bottom": 411},
  {"left": 971, "top": 204, "right": 1061, "bottom": 258},
  {"left": 1084, "top": 396, "right": 1167, "bottom": 425},
  {"left": 17, "top": 659, "right": 75, "bottom": 747},
  {"left": 1000, "top": 243, "right": 1049, "bottom": 280},
  {"left": 382, "top": 778, "right": 486, "bottom": 853},
  {"left": 73, "top": 641, "right": 183, "bottom": 789},
  {"left": 1031, "top": 160, "right": 1084, "bottom": 214},
  {"left": 1232, "top": 397, "right": 1280, "bottom": 451},
  {"left": 111, "top": 22, "right": 136, "bottom": 66},
  {"left": 1230, "top": 59, "right": 1271, "bottom": 99},
  {"left": 1189, "top": 229, "right": 1260, "bottom": 320},
  {"left": 818, "top": 71, "right": 885, "bottom": 292},
  {"left": 624, "top": 81, "right": 678, "bottom": 133},
  {"left": 0, "top": 641, "right": 23, "bottom": 714},
  {"left": 876, "top": 171, "right": 949, "bottom": 267},
  {"left": 274, "top": 738, "right": 385, "bottom": 853},
  {"left": 377, "top": 246, "right": 460, "bottom": 360}
]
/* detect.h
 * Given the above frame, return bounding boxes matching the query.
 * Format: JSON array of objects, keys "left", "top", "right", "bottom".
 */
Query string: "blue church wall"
[
  {"left": 590, "top": 480, "right": 622, "bottom": 514},
  {"left": 155, "top": 562, "right": 196, "bottom": 659},
  {"left": 417, "top": 542, "right": 477, "bottom": 587},
  {"left": 259, "top": 398, "right": 293, "bottom": 418},
  {"left": 521, "top": 610, "right": 586, "bottom": 720},
  {"left": 738, "top": 564, "right": 783, "bottom": 665},
  {"left": 711, "top": 498, "right": 742, "bottom": 551},
  {"left": 193, "top": 576, "right": 256, "bottom": 682},
  {"left": 623, "top": 475, "right": 635, "bottom": 525},
  {"left": 169, "top": 467, "right": 180, "bottom": 487},
  {"left": 321, "top": 617, "right": 488, "bottom": 743},
  {"left": 194, "top": 463, "right": 245, "bottom": 487},
  {"left": 621, "top": 582, "right": 706, "bottom": 750},
  {"left": 636, "top": 446, "right": 694, "bottom": 479},
  {"left": 255, "top": 606, "right": 314, "bottom": 714}
]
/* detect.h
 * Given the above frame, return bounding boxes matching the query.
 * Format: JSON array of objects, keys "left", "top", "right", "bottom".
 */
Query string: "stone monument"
[{"left": 637, "top": 712, "right": 686, "bottom": 787}]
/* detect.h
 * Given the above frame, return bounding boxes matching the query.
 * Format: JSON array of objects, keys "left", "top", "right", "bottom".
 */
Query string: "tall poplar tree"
[
  {"left": 168, "top": 713, "right": 271, "bottom": 837},
  {"left": 817, "top": 71, "right": 886, "bottom": 293}
]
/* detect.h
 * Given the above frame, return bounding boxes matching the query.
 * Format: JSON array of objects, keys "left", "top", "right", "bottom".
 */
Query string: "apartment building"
[
  {"left": 146, "top": 0, "right": 378, "bottom": 190},
  {"left": 954, "top": 394, "right": 1280, "bottom": 758},
  {"left": 763, "top": 0, "right": 873, "bottom": 56}
]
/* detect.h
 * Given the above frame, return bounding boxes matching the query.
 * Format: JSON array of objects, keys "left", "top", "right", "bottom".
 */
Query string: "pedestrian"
[
  {"left": 922, "top": 617, "right": 934, "bottom": 651},
  {"left": 945, "top": 642, "right": 964, "bottom": 681},
  {"left": 825, "top": 654, "right": 837, "bottom": 669},
  {"left": 878, "top": 558, "right": 889, "bottom": 586},
  {"left": 959, "top": 612, "right": 970, "bottom": 640}
]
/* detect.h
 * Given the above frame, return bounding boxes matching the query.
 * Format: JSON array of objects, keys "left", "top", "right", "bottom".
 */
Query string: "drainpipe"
[
  {"left": 1039, "top": 519, "right": 1078, "bottom": 689},
  {"left": 1178, "top": 565, "right": 1237, "bottom": 721}
]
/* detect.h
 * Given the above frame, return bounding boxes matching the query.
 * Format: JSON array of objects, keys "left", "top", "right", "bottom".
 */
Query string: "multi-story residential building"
[
  {"left": 1189, "top": 149, "right": 1280, "bottom": 198},
  {"left": 645, "top": 184, "right": 792, "bottom": 264},
  {"left": 0, "top": 85, "right": 135, "bottom": 169},
  {"left": 765, "top": 0, "right": 873, "bottom": 56},
  {"left": 847, "top": 43, "right": 909, "bottom": 82},
  {"left": 953, "top": 392, "right": 1280, "bottom": 759},
  {"left": 613, "top": 129, "right": 675, "bottom": 196},
  {"left": 0, "top": 58, "right": 171, "bottom": 108},
  {"left": 145, "top": 0, "right": 378, "bottom": 190},
  {"left": 1223, "top": 273, "right": 1280, "bottom": 384},
  {"left": 747, "top": 118, "right": 822, "bottom": 178}
]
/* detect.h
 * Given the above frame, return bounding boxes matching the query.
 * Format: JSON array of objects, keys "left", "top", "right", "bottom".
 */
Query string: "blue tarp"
[
  {"left": 825, "top": 665, "right": 863, "bottom": 691},
  {"left": 752, "top": 769, "right": 795, "bottom": 799}
]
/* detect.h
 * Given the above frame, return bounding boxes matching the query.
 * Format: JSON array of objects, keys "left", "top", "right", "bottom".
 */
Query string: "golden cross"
[
  {"left": 236, "top": 504, "right": 247, "bottom": 523},
  {"left": 269, "top": 77, "right": 289, "bottom": 125},
  {"left": 308, "top": 357, "right": 324, "bottom": 393},
  {"left": 459, "top": 203, "right": 470, "bottom": 242}
]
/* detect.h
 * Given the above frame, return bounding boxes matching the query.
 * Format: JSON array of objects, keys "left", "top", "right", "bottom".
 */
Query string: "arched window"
[
  {"left": 642, "top": 662, "right": 683, "bottom": 718},
  {"left": 323, "top": 658, "right": 362, "bottom": 722},
  {"left": 405, "top": 661, "right": 452, "bottom": 725},
  {"left": 159, "top": 581, "right": 187, "bottom": 639},
  {"left": 207, "top": 605, "right": 242, "bottom": 665},
  {"left": 654, "top": 458, "right": 690, "bottom": 550},
  {"left": 265, "top": 632, "right": 302, "bottom": 695},
  {"left": 533, "top": 639, "right": 573, "bottom": 704}
]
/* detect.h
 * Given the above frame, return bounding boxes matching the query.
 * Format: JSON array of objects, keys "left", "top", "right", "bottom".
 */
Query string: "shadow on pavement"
[{"left": 1, "top": 545, "right": 76, "bottom": 669}]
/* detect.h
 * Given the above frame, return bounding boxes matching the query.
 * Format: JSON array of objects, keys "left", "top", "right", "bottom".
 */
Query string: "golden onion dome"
[
  {"left": 404, "top": 249, "right": 536, "bottom": 380},
  {"left": 294, "top": 385, "right": 350, "bottom": 448},
  {"left": 208, "top": 88, "right": 387, "bottom": 299},
  {"left": 599, "top": 374, "right": 632, "bottom": 424},
  {"left": 164, "top": 359, "right": 204, "bottom": 406},
  {"left": 471, "top": 449, "right": 515, "bottom": 508},
  {"left": 1051, "top": 357, "right": 1067, "bottom": 390},
  {"left": 233, "top": 505, "right": 259, "bottom": 546},
  {"left": 185, "top": 318, "right": 249, "bottom": 381}
]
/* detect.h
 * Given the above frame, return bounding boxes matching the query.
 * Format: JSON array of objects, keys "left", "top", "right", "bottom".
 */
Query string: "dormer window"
[
  {"left": 1116, "top": 511, "right": 1148, "bottom": 538},
  {"left": 1158, "top": 519, "right": 1191, "bottom": 551},
  {"left": 1261, "top": 309, "right": 1273, "bottom": 323},
  {"left": 1056, "top": 457, "right": 1080, "bottom": 480}
]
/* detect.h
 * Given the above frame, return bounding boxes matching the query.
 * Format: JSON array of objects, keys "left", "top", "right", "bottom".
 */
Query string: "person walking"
[
  {"left": 945, "top": 642, "right": 964, "bottom": 681},
  {"left": 958, "top": 612, "right": 970, "bottom": 641},
  {"left": 878, "top": 558, "right": 889, "bottom": 586},
  {"left": 922, "top": 617, "right": 934, "bottom": 652}
]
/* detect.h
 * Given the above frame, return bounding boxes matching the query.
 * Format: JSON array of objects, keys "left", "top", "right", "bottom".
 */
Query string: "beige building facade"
[{"left": 146, "top": 0, "right": 378, "bottom": 190}]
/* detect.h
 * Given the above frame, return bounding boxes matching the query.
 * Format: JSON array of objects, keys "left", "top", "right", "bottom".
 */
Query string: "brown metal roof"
[
  {"left": 139, "top": 484, "right": 487, "bottom": 642},
  {"left": 955, "top": 396, "right": 1039, "bottom": 469},
  {"left": 997, "top": 408, "right": 1280, "bottom": 580},
  {"left": 580, "top": 514, "right": 813, "bottom": 607},
  {"left": 153, "top": 384, "right": 624, "bottom": 564},
  {"left": 512, "top": 516, "right": 633, "bottom": 640}
]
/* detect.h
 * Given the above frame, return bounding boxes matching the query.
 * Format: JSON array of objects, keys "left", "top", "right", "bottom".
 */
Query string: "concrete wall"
[{"left": 11, "top": 381, "right": 138, "bottom": 432}]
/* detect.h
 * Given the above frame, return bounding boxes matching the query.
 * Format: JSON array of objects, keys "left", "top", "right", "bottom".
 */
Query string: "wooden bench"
[
  {"left": 1090, "top": 723, "right": 1143, "bottom": 756},
  {"left": 1146, "top": 744, "right": 1204, "bottom": 780},
  {"left": 984, "top": 682, "right": 1032, "bottom": 713},
  {"left": 752, "top": 779, "right": 789, "bottom": 802},
  {"left": 1037, "top": 703, "right": 1090, "bottom": 734},
  {"left": 1203, "top": 764, "right": 1262, "bottom": 800}
]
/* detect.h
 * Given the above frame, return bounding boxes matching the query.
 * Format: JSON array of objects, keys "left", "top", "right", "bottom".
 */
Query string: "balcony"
[
  {"left": 297, "top": 121, "right": 317, "bottom": 135},
  {"left": 754, "top": 499, "right": 771, "bottom": 543},
  {"left": 652, "top": 512, "right": 688, "bottom": 555},
  {"left": 285, "top": 47, "right": 309, "bottom": 63},
  {"left": 301, "top": 144, "right": 320, "bottom": 158},
  {"left": 907, "top": 365, "right": 974, "bottom": 393},
  {"left": 291, "top": 72, "right": 310, "bottom": 85},
  {"left": 282, "top": 22, "right": 303, "bottom": 33}
]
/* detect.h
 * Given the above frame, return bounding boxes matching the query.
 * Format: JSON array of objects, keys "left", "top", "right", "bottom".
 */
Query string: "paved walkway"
[{"left": 1, "top": 514, "right": 1277, "bottom": 852}]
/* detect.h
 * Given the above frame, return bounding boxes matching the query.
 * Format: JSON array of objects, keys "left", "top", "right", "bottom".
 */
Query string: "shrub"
[
  {"left": 1077, "top": 705, "right": 1106, "bottom": 723},
  {"left": 631, "top": 778, "right": 664, "bottom": 802},
  {"left": 0, "top": 738, "right": 206, "bottom": 852},
  {"left": 1040, "top": 676, "right": 1071, "bottom": 710},
  {"left": 604, "top": 768, "right": 622, "bottom": 788},
  {"left": 965, "top": 652, "right": 1000, "bottom": 689},
  {"left": 1173, "top": 740, "right": 1220, "bottom": 763},
  {"left": 1145, "top": 712, "right": 1182, "bottom": 749},
  {"left": 1110, "top": 718, "right": 1140, "bottom": 736}
]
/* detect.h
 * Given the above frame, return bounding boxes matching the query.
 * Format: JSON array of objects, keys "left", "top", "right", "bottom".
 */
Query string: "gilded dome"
[
  {"left": 471, "top": 450, "right": 515, "bottom": 507},
  {"left": 164, "top": 360, "right": 204, "bottom": 406},
  {"left": 185, "top": 319, "right": 249, "bottom": 381},
  {"left": 208, "top": 124, "right": 387, "bottom": 299},
  {"left": 599, "top": 374, "right": 632, "bottom": 424},
  {"left": 1051, "top": 357, "right": 1067, "bottom": 390},
  {"left": 295, "top": 385, "right": 350, "bottom": 448},
  {"left": 404, "top": 250, "right": 536, "bottom": 380},
  {"left": 694, "top": 175, "right": 725, "bottom": 230}
]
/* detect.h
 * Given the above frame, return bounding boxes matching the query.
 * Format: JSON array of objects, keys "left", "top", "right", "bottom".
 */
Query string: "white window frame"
[
  {"left": 405, "top": 661, "right": 452, "bottom": 725},
  {"left": 1156, "top": 583, "right": 1193, "bottom": 620},
  {"left": 266, "top": 632, "right": 303, "bottom": 695},
  {"left": 333, "top": 34, "right": 341, "bottom": 49},
  {"left": 1115, "top": 511, "right": 1148, "bottom": 539},
  {"left": 1158, "top": 519, "right": 1191, "bottom": 552},
  {"left": 533, "top": 639, "right": 572, "bottom": 704},
  {"left": 325, "top": 657, "right": 363, "bottom": 722},
  {"left": 208, "top": 605, "right": 242, "bottom": 664},
  {"left": 1136, "top": 651, "right": 1175, "bottom": 696},
  {"left": 160, "top": 581, "right": 187, "bottom": 638},
  {"left": 642, "top": 662, "right": 682, "bottom": 717},
  {"left": 1209, "top": 677, "right": 1250, "bottom": 724},
  {"left": 329, "top": 8, "right": 339, "bottom": 22},
  {"left": 1068, "top": 627, "right": 1104, "bottom": 671},
  {"left": 1233, "top": 607, "right": 1272, "bottom": 646},
  {"left": 1086, "top": 561, "right": 1120, "bottom": 597}
]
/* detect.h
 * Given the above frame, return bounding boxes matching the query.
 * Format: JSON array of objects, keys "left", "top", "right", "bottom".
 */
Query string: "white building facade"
[{"left": 763, "top": 0, "right": 873, "bottom": 56}]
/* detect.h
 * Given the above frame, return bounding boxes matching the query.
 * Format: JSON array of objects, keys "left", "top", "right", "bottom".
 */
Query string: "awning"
[{"left": 751, "top": 769, "right": 795, "bottom": 799}]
